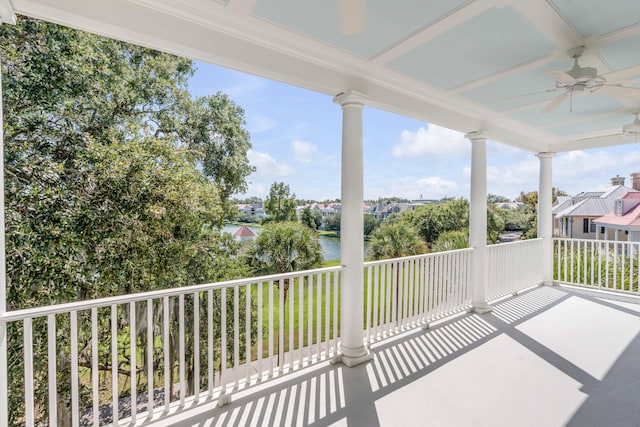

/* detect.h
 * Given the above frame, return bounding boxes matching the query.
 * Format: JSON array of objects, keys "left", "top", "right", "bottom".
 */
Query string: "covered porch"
[
  {"left": 1, "top": 0, "right": 640, "bottom": 425},
  {"left": 154, "top": 284, "right": 640, "bottom": 427}
]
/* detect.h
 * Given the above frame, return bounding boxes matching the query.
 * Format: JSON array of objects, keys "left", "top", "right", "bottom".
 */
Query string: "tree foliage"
[
  {"left": 300, "top": 206, "right": 318, "bottom": 230},
  {"left": 245, "top": 222, "right": 323, "bottom": 274},
  {"left": 401, "top": 198, "right": 469, "bottom": 245},
  {"left": 487, "top": 194, "right": 511, "bottom": 203},
  {"left": 368, "top": 222, "right": 427, "bottom": 260},
  {"left": 431, "top": 230, "right": 469, "bottom": 252},
  {"left": 1, "top": 17, "right": 254, "bottom": 424},
  {"left": 363, "top": 214, "right": 381, "bottom": 237},
  {"left": 323, "top": 212, "right": 341, "bottom": 233},
  {"left": 264, "top": 182, "right": 297, "bottom": 223}
]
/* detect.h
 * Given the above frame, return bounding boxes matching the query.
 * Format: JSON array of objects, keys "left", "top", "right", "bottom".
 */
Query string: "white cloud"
[
  {"left": 392, "top": 125, "right": 469, "bottom": 159},
  {"left": 459, "top": 147, "right": 640, "bottom": 201},
  {"left": 246, "top": 113, "right": 277, "bottom": 134},
  {"left": 366, "top": 176, "right": 459, "bottom": 200},
  {"left": 292, "top": 140, "right": 318, "bottom": 163},
  {"left": 247, "top": 149, "right": 295, "bottom": 177},
  {"left": 221, "top": 74, "right": 267, "bottom": 99}
]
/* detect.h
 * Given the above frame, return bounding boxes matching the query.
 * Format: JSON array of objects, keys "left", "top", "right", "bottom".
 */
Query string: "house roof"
[
  {"left": 552, "top": 197, "right": 573, "bottom": 214},
  {"left": 622, "top": 192, "right": 640, "bottom": 199},
  {"left": 233, "top": 226, "right": 256, "bottom": 238},
  {"left": 594, "top": 203, "right": 640, "bottom": 227},
  {"left": 555, "top": 185, "right": 636, "bottom": 218}
]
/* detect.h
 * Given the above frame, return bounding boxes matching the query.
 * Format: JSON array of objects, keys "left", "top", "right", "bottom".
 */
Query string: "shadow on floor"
[{"left": 157, "top": 285, "right": 640, "bottom": 427}]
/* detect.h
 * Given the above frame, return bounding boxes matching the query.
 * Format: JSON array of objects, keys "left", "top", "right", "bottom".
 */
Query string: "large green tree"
[
  {"left": 1, "top": 17, "right": 254, "bottom": 424},
  {"left": 264, "top": 182, "right": 297, "bottom": 223}
]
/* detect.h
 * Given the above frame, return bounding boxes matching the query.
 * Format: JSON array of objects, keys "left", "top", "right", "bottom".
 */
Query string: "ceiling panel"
[
  {"left": 251, "top": 0, "right": 470, "bottom": 59},
  {"left": 460, "top": 60, "right": 573, "bottom": 111},
  {"left": 10, "top": 0, "right": 640, "bottom": 152},
  {"left": 387, "top": 6, "right": 556, "bottom": 90},
  {"left": 546, "top": 114, "right": 633, "bottom": 137},
  {"left": 509, "top": 93, "right": 623, "bottom": 128},
  {"left": 550, "top": 0, "right": 640, "bottom": 37},
  {"left": 599, "top": 34, "right": 640, "bottom": 72}
]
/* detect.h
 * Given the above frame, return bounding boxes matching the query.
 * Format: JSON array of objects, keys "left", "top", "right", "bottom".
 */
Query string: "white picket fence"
[
  {"left": 487, "top": 238, "right": 543, "bottom": 299},
  {"left": 363, "top": 248, "right": 473, "bottom": 344},
  {"left": 2, "top": 267, "right": 342, "bottom": 426}
]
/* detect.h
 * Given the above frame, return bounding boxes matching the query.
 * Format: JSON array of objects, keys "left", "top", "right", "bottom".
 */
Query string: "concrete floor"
[{"left": 151, "top": 285, "right": 640, "bottom": 427}]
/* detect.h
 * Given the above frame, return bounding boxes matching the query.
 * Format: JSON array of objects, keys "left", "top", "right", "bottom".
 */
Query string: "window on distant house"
[
  {"left": 583, "top": 218, "right": 589, "bottom": 233},
  {"left": 590, "top": 221, "right": 596, "bottom": 233},
  {"left": 600, "top": 227, "right": 605, "bottom": 234}
]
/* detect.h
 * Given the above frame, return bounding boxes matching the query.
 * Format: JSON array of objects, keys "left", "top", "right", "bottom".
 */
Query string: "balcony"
[{"left": 7, "top": 237, "right": 640, "bottom": 426}]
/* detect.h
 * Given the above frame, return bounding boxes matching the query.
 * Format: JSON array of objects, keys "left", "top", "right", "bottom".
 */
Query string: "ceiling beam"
[
  {"left": 0, "top": 0, "right": 16, "bottom": 24},
  {"left": 370, "top": 0, "right": 511, "bottom": 65}
]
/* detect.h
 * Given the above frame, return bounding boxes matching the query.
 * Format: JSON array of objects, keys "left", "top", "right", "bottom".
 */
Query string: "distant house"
[
  {"left": 233, "top": 225, "right": 256, "bottom": 242},
  {"left": 311, "top": 202, "right": 341, "bottom": 217},
  {"left": 495, "top": 202, "right": 524, "bottom": 210},
  {"left": 594, "top": 178, "right": 640, "bottom": 242},
  {"left": 554, "top": 175, "right": 638, "bottom": 239},
  {"left": 236, "top": 201, "right": 265, "bottom": 220}
]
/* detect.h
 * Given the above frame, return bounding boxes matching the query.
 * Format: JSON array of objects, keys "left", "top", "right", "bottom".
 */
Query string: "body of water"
[{"left": 223, "top": 225, "right": 369, "bottom": 261}]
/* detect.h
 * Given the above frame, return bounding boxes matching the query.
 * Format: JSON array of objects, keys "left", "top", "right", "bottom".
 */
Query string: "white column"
[
  {"left": 615, "top": 229, "right": 620, "bottom": 241},
  {"left": 332, "top": 90, "right": 371, "bottom": 367},
  {"left": 0, "top": 54, "right": 8, "bottom": 426},
  {"left": 537, "top": 152, "right": 555, "bottom": 286},
  {"left": 467, "top": 132, "right": 491, "bottom": 313}
]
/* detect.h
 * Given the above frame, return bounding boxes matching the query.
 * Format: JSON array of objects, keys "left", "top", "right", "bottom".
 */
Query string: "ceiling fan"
[
  {"left": 339, "top": 0, "right": 366, "bottom": 35},
  {"left": 624, "top": 112, "right": 640, "bottom": 138},
  {"left": 541, "top": 46, "right": 640, "bottom": 114}
]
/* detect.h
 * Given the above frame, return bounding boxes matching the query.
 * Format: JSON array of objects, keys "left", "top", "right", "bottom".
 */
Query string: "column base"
[
  {"left": 331, "top": 344, "right": 373, "bottom": 367},
  {"left": 541, "top": 281, "right": 557, "bottom": 287},
  {"left": 468, "top": 302, "right": 493, "bottom": 314}
]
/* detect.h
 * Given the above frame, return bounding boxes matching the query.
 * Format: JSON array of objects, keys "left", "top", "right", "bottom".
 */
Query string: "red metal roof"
[{"left": 234, "top": 225, "right": 256, "bottom": 237}]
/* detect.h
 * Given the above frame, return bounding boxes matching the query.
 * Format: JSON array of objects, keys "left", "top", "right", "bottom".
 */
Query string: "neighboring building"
[
  {"left": 554, "top": 176, "right": 638, "bottom": 239},
  {"left": 495, "top": 202, "right": 524, "bottom": 210},
  {"left": 311, "top": 202, "right": 341, "bottom": 217},
  {"left": 370, "top": 200, "right": 431, "bottom": 220},
  {"left": 233, "top": 225, "right": 256, "bottom": 242},
  {"left": 236, "top": 201, "right": 265, "bottom": 220},
  {"left": 594, "top": 173, "right": 640, "bottom": 242}
]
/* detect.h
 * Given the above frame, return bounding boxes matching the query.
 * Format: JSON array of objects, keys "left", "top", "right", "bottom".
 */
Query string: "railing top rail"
[
  {"left": 1, "top": 265, "right": 343, "bottom": 321},
  {"left": 364, "top": 247, "right": 473, "bottom": 267},
  {"left": 488, "top": 238, "right": 542, "bottom": 247},
  {"left": 553, "top": 237, "right": 636, "bottom": 245}
]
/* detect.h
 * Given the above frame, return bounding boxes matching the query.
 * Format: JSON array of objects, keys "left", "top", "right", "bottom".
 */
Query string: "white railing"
[
  {"left": 2, "top": 267, "right": 341, "bottom": 426},
  {"left": 363, "top": 248, "right": 473, "bottom": 344},
  {"left": 555, "top": 237, "right": 640, "bottom": 293},
  {"left": 487, "top": 239, "right": 543, "bottom": 300}
]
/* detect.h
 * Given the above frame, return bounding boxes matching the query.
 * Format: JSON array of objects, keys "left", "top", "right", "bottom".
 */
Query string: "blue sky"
[{"left": 189, "top": 61, "right": 640, "bottom": 202}]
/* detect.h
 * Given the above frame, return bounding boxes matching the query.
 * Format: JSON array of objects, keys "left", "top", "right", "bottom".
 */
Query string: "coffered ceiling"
[{"left": 6, "top": 0, "right": 640, "bottom": 152}]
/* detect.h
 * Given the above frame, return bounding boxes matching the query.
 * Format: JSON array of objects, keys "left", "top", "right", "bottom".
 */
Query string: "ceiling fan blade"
[
  {"left": 339, "top": 0, "right": 366, "bottom": 35},
  {"left": 541, "top": 91, "right": 569, "bottom": 114},
  {"left": 492, "top": 88, "right": 560, "bottom": 104},
  {"left": 601, "top": 66, "right": 640, "bottom": 84},
  {"left": 595, "top": 85, "right": 640, "bottom": 98},
  {"left": 544, "top": 70, "right": 576, "bottom": 85}
]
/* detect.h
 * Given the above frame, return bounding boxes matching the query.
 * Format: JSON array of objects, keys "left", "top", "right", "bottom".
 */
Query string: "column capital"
[
  {"left": 465, "top": 131, "right": 488, "bottom": 142},
  {"left": 536, "top": 152, "right": 555, "bottom": 159},
  {"left": 333, "top": 90, "right": 368, "bottom": 108}
]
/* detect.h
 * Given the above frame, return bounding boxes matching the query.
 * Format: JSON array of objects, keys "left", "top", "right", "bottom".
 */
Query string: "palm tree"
[
  {"left": 368, "top": 222, "right": 427, "bottom": 325},
  {"left": 368, "top": 221, "right": 426, "bottom": 260},
  {"left": 245, "top": 221, "right": 323, "bottom": 365},
  {"left": 246, "top": 221, "right": 323, "bottom": 277}
]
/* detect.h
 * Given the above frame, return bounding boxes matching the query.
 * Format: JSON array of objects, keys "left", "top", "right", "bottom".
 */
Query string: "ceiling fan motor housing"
[{"left": 568, "top": 64, "right": 598, "bottom": 82}]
